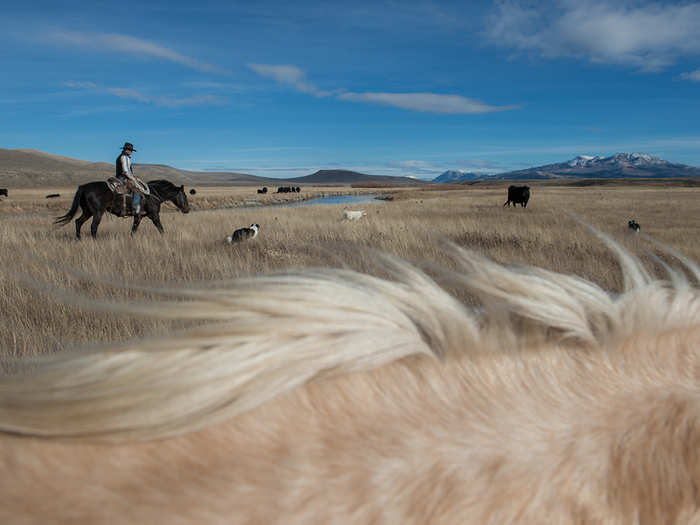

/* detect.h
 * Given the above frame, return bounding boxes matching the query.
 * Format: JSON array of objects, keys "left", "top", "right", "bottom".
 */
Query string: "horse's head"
[{"left": 173, "top": 185, "right": 190, "bottom": 214}]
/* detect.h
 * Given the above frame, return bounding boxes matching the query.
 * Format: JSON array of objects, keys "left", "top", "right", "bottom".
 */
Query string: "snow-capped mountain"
[
  {"left": 566, "top": 153, "right": 669, "bottom": 169},
  {"left": 476, "top": 153, "right": 700, "bottom": 181}
]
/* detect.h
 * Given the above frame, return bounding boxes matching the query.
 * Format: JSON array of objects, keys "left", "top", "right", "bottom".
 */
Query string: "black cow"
[
  {"left": 295, "top": 186, "right": 301, "bottom": 193},
  {"left": 277, "top": 186, "right": 292, "bottom": 193},
  {"left": 46, "top": 193, "right": 61, "bottom": 198},
  {"left": 257, "top": 187, "right": 268, "bottom": 194},
  {"left": 504, "top": 185, "right": 530, "bottom": 208},
  {"left": 0, "top": 188, "right": 7, "bottom": 197},
  {"left": 189, "top": 189, "right": 197, "bottom": 195}
]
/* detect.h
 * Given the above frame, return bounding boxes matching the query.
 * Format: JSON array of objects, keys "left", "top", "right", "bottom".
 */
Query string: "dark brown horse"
[{"left": 55, "top": 179, "right": 190, "bottom": 239}]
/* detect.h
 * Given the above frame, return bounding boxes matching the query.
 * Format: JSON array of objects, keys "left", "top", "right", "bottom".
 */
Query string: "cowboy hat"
[{"left": 121, "top": 142, "right": 137, "bottom": 152}]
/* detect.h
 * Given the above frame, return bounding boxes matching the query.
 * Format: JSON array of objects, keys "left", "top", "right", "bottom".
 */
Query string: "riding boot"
[{"left": 133, "top": 203, "right": 141, "bottom": 215}]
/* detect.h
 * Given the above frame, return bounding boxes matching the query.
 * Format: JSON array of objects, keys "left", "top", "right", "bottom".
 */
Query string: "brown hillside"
[{"left": 0, "top": 148, "right": 262, "bottom": 188}]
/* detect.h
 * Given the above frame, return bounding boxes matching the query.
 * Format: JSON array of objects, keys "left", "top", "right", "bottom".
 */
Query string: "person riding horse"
[{"left": 116, "top": 142, "right": 148, "bottom": 215}]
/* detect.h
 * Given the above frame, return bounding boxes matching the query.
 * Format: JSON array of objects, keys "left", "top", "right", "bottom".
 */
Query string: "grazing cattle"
[
  {"left": 504, "top": 185, "right": 530, "bottom": 207},
  {"left": 4, "top": 238, "right": 700, "bottom": 523},
  {"left": 226, "top": 223, "right": 259, "bottom": 244},
  {"left": 45, "top": 193, "right": 60, "bottom": 199},
  {"left": 628, "top": 219, "right": 641, "bottom": 232},
  {"left": 257, "top": 187, "right": 268, "bottom": 194},
  {"left": 0, "top": 188, "right": 7, "bottom": 197},
  {"left": 343, "top": 210, "right": 367, "bottom": 221},
  {"left": 276, "top": 186, "right": 298, "bottom": 193},
  {"left": 189, "top": 189, "right": 197, "bottom": 195},
  {"left": 295, "top": 186, "right": 301, "bottom": 193}
]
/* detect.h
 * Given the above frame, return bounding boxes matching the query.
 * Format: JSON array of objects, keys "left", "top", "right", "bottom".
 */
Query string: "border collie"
[
  {"left": 628, "top": 220, "right": 641, "bottom": 232},
  {"left": 227, "top": 223, "right": 259, "bottom": 244}
]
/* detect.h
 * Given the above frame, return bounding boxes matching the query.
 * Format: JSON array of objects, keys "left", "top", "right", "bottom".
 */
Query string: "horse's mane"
[
  {"left": 1, "top": 232, "right": 700, "bottom": 443},
  {"left": 147, "top": 179, "right": 179, "bottom": 197}
]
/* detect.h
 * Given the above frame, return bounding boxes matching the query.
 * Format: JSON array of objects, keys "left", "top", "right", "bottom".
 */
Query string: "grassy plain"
[{"left": 1, "top": 183, "right": 698, "bottom": 360}]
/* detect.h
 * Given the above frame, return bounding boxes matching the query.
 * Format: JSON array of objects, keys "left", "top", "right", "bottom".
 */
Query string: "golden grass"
[{"left": 1, "top": 184, "right": 698, "bottom": 360}]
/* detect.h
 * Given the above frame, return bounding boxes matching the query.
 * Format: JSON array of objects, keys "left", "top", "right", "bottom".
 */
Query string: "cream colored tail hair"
[{"left": 1, "top": 234, "right": 699, "bottom": 442}]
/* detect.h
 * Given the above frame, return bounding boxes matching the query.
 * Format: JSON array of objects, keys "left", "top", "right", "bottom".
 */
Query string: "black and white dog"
[
  {"left": 227, "top": 223, "right": 260, "bottom": 244},
  {"left": 628, "top": 220, "right": 641, "bottom": 233}
]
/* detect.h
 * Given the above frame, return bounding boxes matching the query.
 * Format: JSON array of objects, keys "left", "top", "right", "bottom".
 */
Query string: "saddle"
[
  {"left": 107, "top": 177, "right": 129, "bottom": 195},
  {"left": 107, "top": 177, "right": 142, "bottom": 218}
]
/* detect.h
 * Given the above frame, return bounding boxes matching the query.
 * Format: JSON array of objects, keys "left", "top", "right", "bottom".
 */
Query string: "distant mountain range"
[
  {"left": 0, "top": 149, "right": 421, "bottom": 188},
  {"left": 4, "top": 148, "right": 698, "bottom": 189},
  {"left": 433, "top": 153, "right": 700, "bottom": 182},
  {"left": 432, "top": 170, "right": 483, "bottom": 183}
]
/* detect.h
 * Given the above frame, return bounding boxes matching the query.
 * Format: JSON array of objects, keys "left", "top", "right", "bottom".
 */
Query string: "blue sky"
[{"left": 2, "top": 0, "right": 700, "bottom": 179}]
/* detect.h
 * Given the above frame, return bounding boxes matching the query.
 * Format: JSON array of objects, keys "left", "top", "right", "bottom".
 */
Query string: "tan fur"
[{"left": 2, "top": 239, "right": 700, "bottom": 523}]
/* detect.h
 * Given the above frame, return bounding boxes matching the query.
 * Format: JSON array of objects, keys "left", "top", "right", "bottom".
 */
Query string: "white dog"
[{"left": 343, "top": 210, "right": 367, "bottom": 221}]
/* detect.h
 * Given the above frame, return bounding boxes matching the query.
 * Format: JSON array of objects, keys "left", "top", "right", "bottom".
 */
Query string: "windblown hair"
[{"left": 2, "top": 233, "right": 700, "bottom": 523}]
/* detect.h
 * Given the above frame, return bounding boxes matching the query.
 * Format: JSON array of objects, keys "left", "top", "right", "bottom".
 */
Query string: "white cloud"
[
  {"left": 389, "top": 160, "right": 439, "bottom": 170},
  {"left": 386, "top": 160, "right": 444, "bottom": 176},
  {"left": 48, "top": 31, "right": 226, "bottom": 74},
  {"left": 63, "top": 81, "right": 98, "bottom": 89},
  {"left": 67, "top": 82, "right": 227, "bottom": 107},
  {"left": 486, "top": 1, "right": 700, "bottom": 71},
  {"left": 338, "top": 92, "right": 516, "bottom": 114},
  {"left": 249, "top": 64, "right": 516, "bottom": 114},
  {"left": 107, "top": 88, "right": 227, "bottom": 107},
  {"left": 681, "top": 68, "right": 700, "bottom": 81},
  {"left": 181, "top": 81, "right": 246, "bottom": 91},
  {"left": 247, "top": 63, "right": 332, "bottom": 97},
  {"left": 107, "top": 87, "right": 151, "bottom": 103}
]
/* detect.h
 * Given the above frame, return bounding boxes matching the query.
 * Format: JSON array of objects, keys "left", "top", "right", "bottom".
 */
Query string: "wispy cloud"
[
  {"left": 386, "top": 160, "right": 444, "bottom": 176},
  {"left": 455, "top": 159, "right": 508, "bottom": 173},
  {"left": 180, "top": 81, "right": 246, "bottom": 91},
  {"left": 388, "top": 160, "right": 439, "bottom": 170},
  {"left": 65, "top": 82, "right": 228, "bottom": 108},
  {"left": 109, "top": 88, "right": 227, "bottom": 107},
  {"left": 48, "top": 31, "right": 227, "bottom": 74},
  {"left": 681, "top": 68, "right": 700, "bottom": 82},
  {"left": 247, "top": 63, "right": 333, "bottom": 97},
  {"left": 58, "top": 105, "right": 131, "bottom": 118},
  {"left": 339, "top": 92, "right": 516, "bottom": 114},
  {"left": 107, "top": 87, "right": 152, "bottom": 103},
  {"left": 486, "top": 1, "right": 700, "bottom": 71},
  {"left": 248, "top": 63, "right": 516, "bottom": 114},
  {"left": 63, "top": 81, "right": 98, "bottom": 89}
]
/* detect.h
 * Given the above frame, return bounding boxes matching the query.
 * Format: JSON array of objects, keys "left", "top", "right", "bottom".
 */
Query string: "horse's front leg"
[
  {"left": 131, "top": 214, "right": 143, "bottom": 235},
  {"left": 149, "top": 213, "right": 165, "bottom": 234}
]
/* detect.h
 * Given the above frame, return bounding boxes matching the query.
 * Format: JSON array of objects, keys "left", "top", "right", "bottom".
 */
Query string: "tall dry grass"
[{"left": 1, "top": 184, "right": 698, "bottom": 360}]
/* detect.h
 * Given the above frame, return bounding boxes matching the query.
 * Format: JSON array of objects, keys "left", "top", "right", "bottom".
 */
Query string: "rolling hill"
[
  {"left": 0, "top": 148, "right": 269, "bottom": 188},
  {"left": 0, "top": 149, "right": 424, "bottom": 188}
]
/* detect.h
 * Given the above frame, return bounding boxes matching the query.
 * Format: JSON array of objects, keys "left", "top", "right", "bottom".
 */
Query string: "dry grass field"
[{"left": 1, "top": 183, "right": 698, "bottom": 361}]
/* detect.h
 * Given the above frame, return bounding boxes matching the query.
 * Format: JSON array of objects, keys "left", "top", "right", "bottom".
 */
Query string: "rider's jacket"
[{"left": 115, "top": 153, "right": 135, "bottom": 181}]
